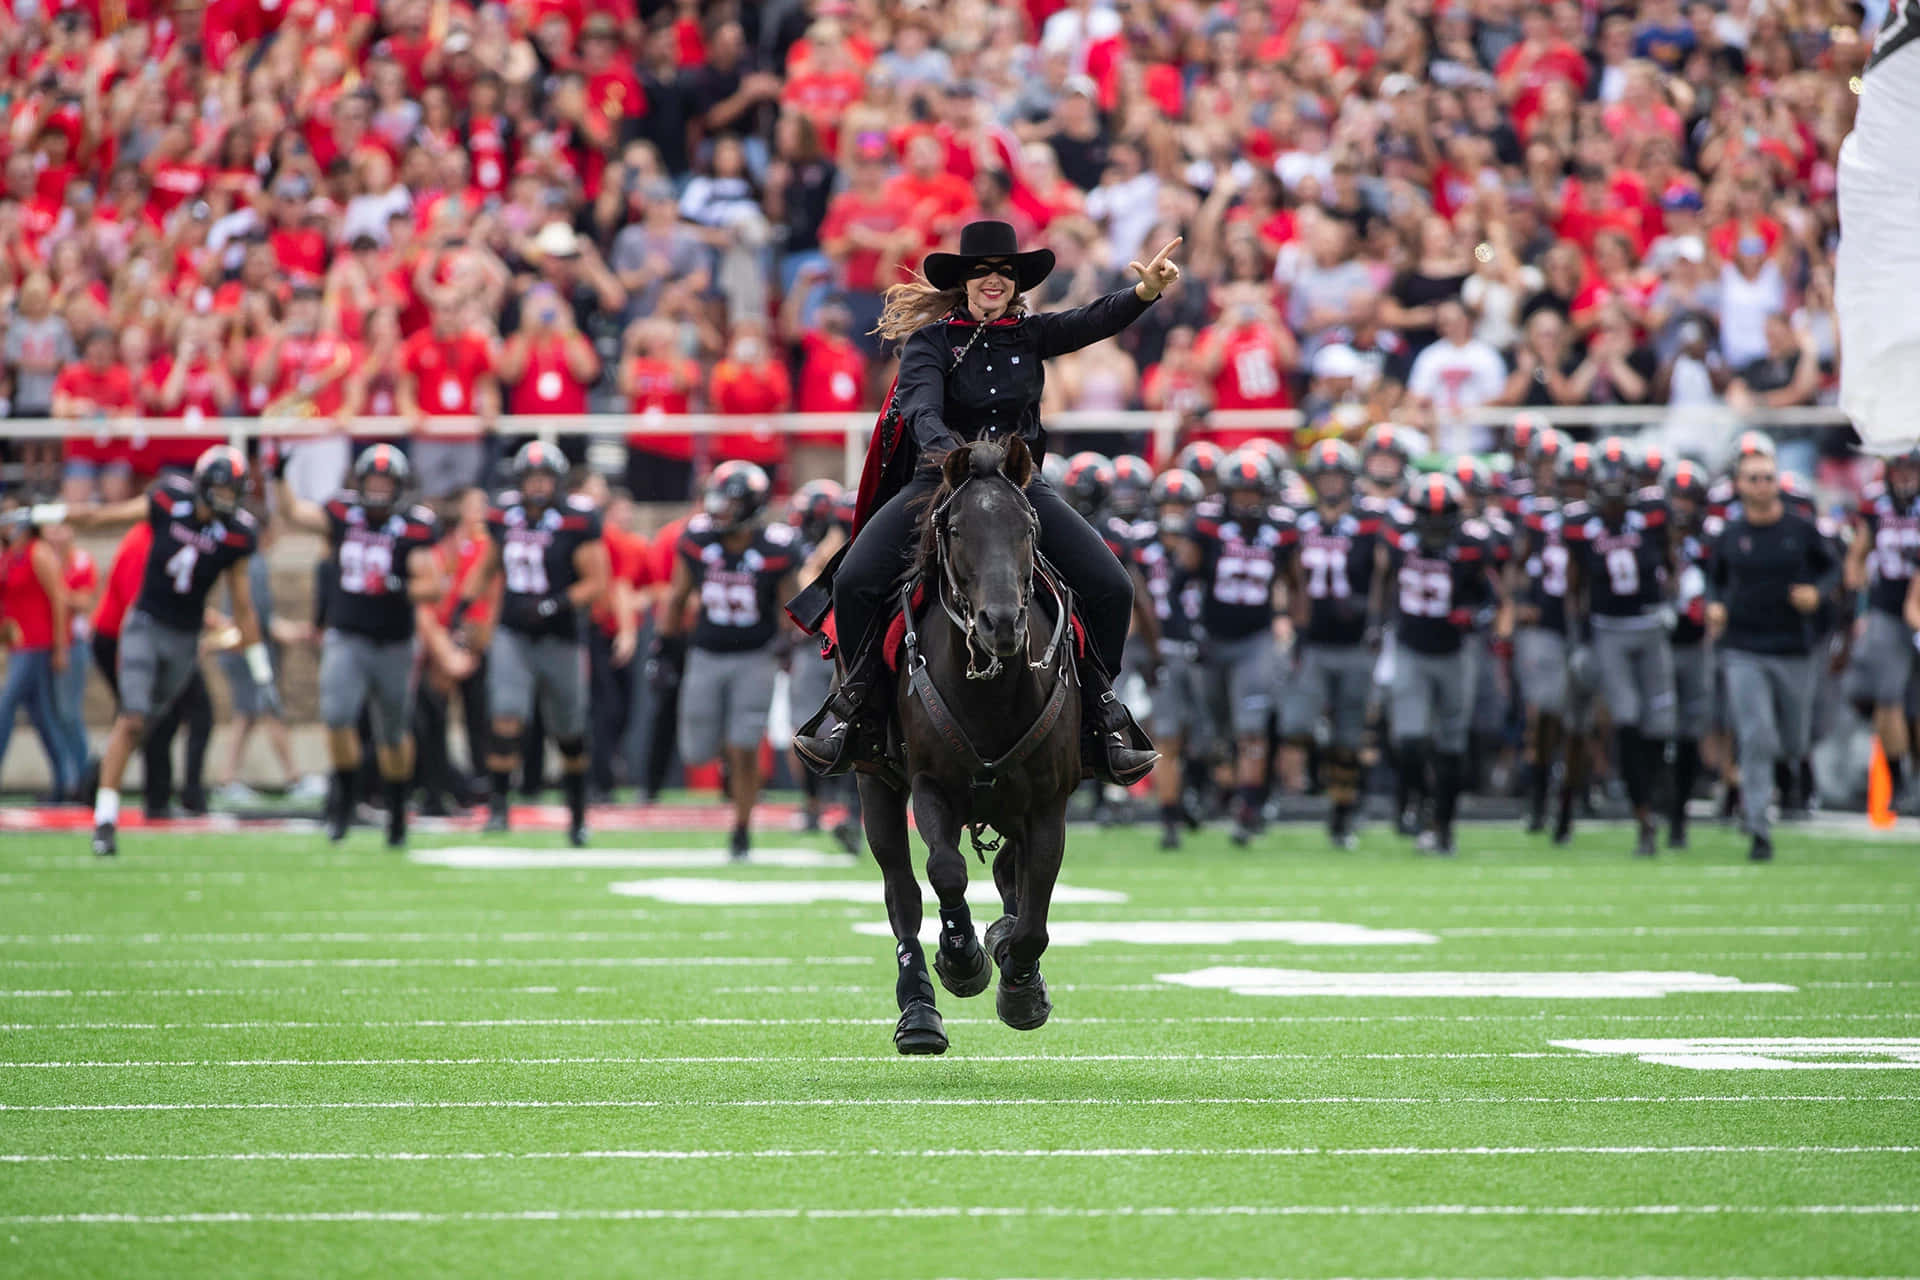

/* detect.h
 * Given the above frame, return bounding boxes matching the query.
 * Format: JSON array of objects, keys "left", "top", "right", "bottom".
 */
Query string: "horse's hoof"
[
  {"left": 894, "top": 1000, "right": 948, "bottom": 1055},
  {"left": 984, "top": 914, "right": 1016, "bottom": 968},
  {"left": 996, "top": 966, "right": 1051, "bottom": 1031},
  {"left": 934, "top": 933, "right": 991, "bottom": 999}
]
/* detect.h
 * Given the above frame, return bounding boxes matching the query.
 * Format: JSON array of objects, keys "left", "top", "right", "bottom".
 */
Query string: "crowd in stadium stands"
[
  {"left": 0, "top": 0, "right": 1878, "bottom": 506},
  {"left": 0, "top": 0, "right": 1903, "bottom": 856}
]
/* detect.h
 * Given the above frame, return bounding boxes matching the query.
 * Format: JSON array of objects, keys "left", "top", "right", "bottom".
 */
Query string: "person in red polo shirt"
[
  {"left": 399, "top": 302, "right": 499, "bottom": 499},
  {"left": 786, "top": 290, "right": 866, "bottom": 481},
  {"left": 52, "top": 327, "right": 138, "bottom": 504},
  {"left": 819, "top": 134, "right": 912, "bottom": 355},
  {"left": 0, "top": 506, "right": 73, "bottom": 798},
  {"left": 708, "top": 319, "right": 793, "bottom": 471},
  {"left": 618, "top": 316, "right": 703, "bottom": 502},
  {"left": 498, "top": 283, "right": 599, "bottom": 420}
]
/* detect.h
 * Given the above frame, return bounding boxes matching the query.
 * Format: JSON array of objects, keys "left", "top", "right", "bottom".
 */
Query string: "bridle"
[
  {"left": 901, "top": 464, "right": 1076, "bottom": 852},
  {"left": 927, "top": 469, "right": 1051, "bottom": 681}
]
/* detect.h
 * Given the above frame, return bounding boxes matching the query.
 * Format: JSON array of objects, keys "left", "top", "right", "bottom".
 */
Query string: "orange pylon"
[{"left": 1868, "top": 737, "right": 1897, "bottom": 829}]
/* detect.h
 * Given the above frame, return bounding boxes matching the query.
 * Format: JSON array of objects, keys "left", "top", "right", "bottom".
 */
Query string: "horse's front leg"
[
  {"left": 992, "top": 800, "right": 1067, "bottom": 1031},
  {"left": 861, "top": 774, "right": 945, "bottom": 1055},
  {"left": 911, "top": 777, "right": 992, "bottom": 1001}
]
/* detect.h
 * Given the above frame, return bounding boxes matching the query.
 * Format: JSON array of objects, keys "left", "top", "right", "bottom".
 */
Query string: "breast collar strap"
[{"left": 898, "top": 541, "right": 1075, "bottom": 827}]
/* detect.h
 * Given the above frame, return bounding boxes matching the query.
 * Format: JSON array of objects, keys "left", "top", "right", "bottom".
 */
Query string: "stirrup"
[
  {"left": 1083, "top": 687, "right": 1158, "bottom": 786},
  {"left": 795, "top": 722, "right": 857, "bottom": 777}
]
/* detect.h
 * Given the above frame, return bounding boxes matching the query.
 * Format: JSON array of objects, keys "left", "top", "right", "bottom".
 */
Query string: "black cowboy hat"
[{"left": 923, "top": 220, "right": 1055, "bottom": 293}]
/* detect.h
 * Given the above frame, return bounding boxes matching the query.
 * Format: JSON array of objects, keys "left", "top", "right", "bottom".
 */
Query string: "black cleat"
[
  {"left": 1749, "top": 834, "right": 1774, "bottom": 862},
  {"left": 1668, "top": 816, "right": 1689, "bottom": 850},
  {"left": 830, "top": 816, "right": 863, "bottom": 857},
  {"left": 1159, "top": 820, "right": 1183, "bottom": 852},
  {"left": 385, "top": 807, "right": 407, "bottom": 850},
  {"left": 1416, "top": 829, "right": 1456, "bottom": 857},
  {"left": 482, "top": 800, "right": 510, "bottom": 834},
  {"left": 1228, "top": 814, "right": 1262, "bottom": 848},
  {"left": 91, "top": 822, "right": 117, "bottom": 857},
  {"left": 729, "top": 824, "right": 750, "bottom": 862},
  {"left": 325, "top": 803, "right": 350, "bottom": 844},
  {"left": 567, "top": 820, "right": 589, "bottom": 848},
  {"left": 1634, "top": 821, "right": 1657, "bottom": 858}
]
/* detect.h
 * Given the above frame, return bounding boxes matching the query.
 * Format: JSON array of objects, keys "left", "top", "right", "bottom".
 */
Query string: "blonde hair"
[{"left": 872, "top": 270, "right": 1027, "bottom": 344}]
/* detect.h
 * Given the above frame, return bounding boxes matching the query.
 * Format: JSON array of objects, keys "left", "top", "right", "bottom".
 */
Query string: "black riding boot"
[
  {"left": 794, "top": 646, "right": 886, "bottom": 777},
  {"left": 1081, "top": 666, "right": 1158, "bottom": 787}
]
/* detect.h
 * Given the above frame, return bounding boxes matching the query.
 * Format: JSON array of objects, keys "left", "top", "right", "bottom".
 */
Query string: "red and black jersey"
[
  {"left": 1389, "top": 523, "right": 1499, "bottom": 656},
  {"left": 1519, "top": 499, "right": 1574, "bottom": 635},
  {"left": 134, "top": 472, "right": 260, "bottom": 631},
  {"left": 1188, "top": 499, "right": 1298, "bottom": 641},
  {"left": 486, "top": 492, "right": 604, "bottom": 639},
  {"left": 1561, "top": 492, "right": 1670, "bottom": 619},
  {"left": 1096, "top": 512, "right": 1142, "bottom": 563},
  {"left": 1853, "top": 485, "right": 1920, "bottom": 618},
  {"left": 323, "top": 495, "right": 442, "bottom": 643},
  {"left": 1292, "top": 498, "right": 1390, "bottom": 647},
  {"left": 1136, "top": 534, "right": 1200, "bottom": 645},
  {"left": 677, "top": 514, "right": 798, "bottom": 654}
]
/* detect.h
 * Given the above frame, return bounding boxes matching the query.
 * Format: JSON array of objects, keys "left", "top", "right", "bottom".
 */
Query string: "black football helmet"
[
  {"left": 1886, "top": 445, "right": 1920, "bottom": 505},
  {"left": 1109, "top": 454, "right": 1154, "bottom": 520},
  {"left": 512, "top": 440, "right": 568, "bottom": 507},
  {"left": 1173, "top": 441, "right": 1227, "bottom": 492},
  {"left": 193, "top": 444, "right": 248, "bottom": 518},
  {"left": 1301, "top": 437, "right": 1360, "bottom": 505},
  {"left": 1407, "top": 472, "right": 1464, "bottom": 551},
  {"left": 704, "top": 459, "right": 772, "bottom": 531},
  {"left": 789, "top": 477, "right": 843, "bottom": 544},
  {"left": 1219, "top": 450, "right": 1276, "bottom": 523},
  {"left": 353, "top": 443, "right": 411, "bottom": 520},
  {"left": 1061, "top": 451, "right": 1115, "bottom": 519},
  {"left": 1151, "top": 467, "right": 1205, "bottom": 534}
]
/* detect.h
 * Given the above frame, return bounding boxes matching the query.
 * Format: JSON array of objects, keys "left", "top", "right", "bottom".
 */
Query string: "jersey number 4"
[
  {"left": 164, "top": 545, "right": 198, "bottom": 594},
  {"left": 503, "top": 541, "right": 551, "bottom": 595}
]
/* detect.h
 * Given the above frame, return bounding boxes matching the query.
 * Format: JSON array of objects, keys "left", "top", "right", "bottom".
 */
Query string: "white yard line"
[
  {"left": 9, "top": 1095, "right": 1920, "bottom": 1113},
  {"left": 0, "top": 932, "right": 741, "bottom": 946},
  {"left": 5, "top": 1144, "right": 1913, "bottom": 1164},
  {"left": 6, "top": 1204, "right": 1918, "bottom": 1225},
  {"left": 0, "top": 1052, "right": 1592, "bottom": 1068},
  {"left": 9, "top": 1009, "right": 1920, "bottom": 1031},
  {"left": 0, "top": 956, "right": 872, "bottom": 970},
  {"left": 1437, "top": 926, "right": 1872, "bottom": 938},
  {"left": 0, "top": 951, "right": 1901, "bottom": 970}
]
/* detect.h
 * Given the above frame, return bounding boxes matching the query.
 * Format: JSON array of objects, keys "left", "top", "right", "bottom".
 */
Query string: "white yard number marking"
[
  {"left": 1213, "top": 548, "right": 1274, "bottom": 606},
  {"left": 1156, "top": 967, "right": 1796, "bottom": 999},
  {"left": 1605, "top": 545, "right": 1640, "bottom": 596},
  {"left": 1556, "top": 1038, "right": 1920, "bottom": 1070},
  {"left": 164, "top": 545, "right": 198, "bottom": 594},
  {"left": 503, "top": 541, "right": 549, "bottom": 595},
  {"left": 338, "top": 538, "right": 394, "bottom": 595},
  {"left": 1398, "top": 565, "right": 1452, "bottom": 617},
  {"left": 1300, "top": 542, "right": 1351, "bottom": 599},
  {"left": 701, "top": 580, "right": 760, "bottom": 628}
]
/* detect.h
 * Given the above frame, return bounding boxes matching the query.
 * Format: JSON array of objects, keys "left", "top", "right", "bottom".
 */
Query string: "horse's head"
[{"left": 924, "top": 437, "right": 1038, "bottom": 669}]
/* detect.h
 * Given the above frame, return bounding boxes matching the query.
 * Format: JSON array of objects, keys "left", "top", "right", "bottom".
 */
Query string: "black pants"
[
  {"left": 832, "top": 473, "right": 1135, "bottom": 675},
  {"left": 92, "top": 631, "right": 211, "bottom": 814},
  {"left": 587, "top": 627, "right": 635, "bottom": 792}
]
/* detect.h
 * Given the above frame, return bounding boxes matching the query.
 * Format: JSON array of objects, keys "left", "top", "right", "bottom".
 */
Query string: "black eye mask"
[{"left": 968, "top": 260, "right": 1015, "bottom": 281}]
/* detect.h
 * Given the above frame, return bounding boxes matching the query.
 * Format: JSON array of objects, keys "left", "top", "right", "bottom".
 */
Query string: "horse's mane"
[{"left": 909, "top": 441, "right": 1020, "bottom": 581}]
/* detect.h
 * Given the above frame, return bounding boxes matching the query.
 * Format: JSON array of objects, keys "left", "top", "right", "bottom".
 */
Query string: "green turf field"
[{"left": 3, "top": 817, "right": 1917, "bottom": 1279}]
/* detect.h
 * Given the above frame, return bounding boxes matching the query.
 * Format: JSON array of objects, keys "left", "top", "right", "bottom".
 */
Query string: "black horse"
[{"left": 857, "top": 438, "right": 1082, "bottom": 1055}]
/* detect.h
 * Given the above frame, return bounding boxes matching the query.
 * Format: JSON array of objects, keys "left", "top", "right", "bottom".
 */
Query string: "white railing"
[{"left": 1, "top": 407, "right": 1860, "bottom": 486}]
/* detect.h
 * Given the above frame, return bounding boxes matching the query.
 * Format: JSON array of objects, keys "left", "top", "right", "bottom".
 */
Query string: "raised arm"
[
  {"left": 274, "top": 467, "right": 332, "bottom": 536},
  {"left": 1028, "top": 237, "right": 1180, "bottom": 360}
]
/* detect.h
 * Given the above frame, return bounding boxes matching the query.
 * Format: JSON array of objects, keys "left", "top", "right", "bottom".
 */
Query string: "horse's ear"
[
  {"left": 941, "top": 444, "right": 973, "bottom": 491},
  {"left": 1003, "top": 436, "right": 1034, "bottom": 489}
]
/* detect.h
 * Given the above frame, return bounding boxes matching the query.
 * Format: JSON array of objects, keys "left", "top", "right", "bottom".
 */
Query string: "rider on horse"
[{"left": 792, "top": 220, "right": 1181, "bottom": 786}]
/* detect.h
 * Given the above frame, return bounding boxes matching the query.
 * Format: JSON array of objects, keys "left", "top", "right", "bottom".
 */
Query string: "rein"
[{"left": 904, "top": 471, "right": 1075, "bottom": 855}]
